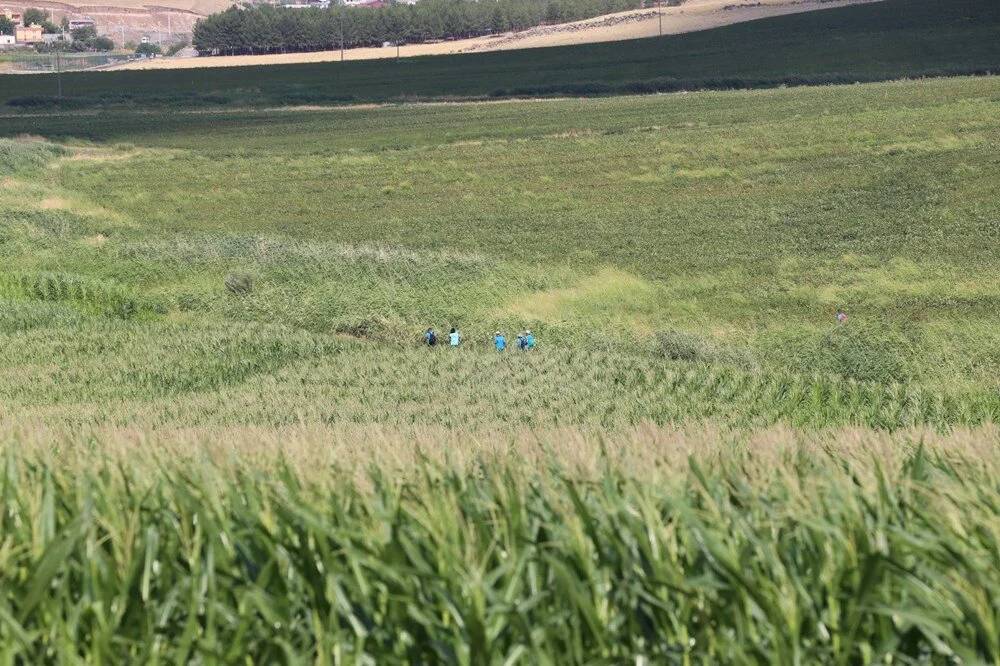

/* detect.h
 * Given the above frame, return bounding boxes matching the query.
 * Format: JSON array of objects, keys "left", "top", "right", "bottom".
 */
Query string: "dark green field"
[{"left": 2, "top": 0, "right": 999, "bottom": 108}]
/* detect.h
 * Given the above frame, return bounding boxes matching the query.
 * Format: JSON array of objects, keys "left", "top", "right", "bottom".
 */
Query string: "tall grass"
[
  {"left": 0, "top": 424, "right": 997, "bottom": 662},
  {"left": 1, "top": 80, "right": 999, "bottom": 429},
  {"left": 0, "top": 138, "right": 65, "bottom": 176}
]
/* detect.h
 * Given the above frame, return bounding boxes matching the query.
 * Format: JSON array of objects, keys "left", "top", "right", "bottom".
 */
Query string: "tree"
[
  {"left": 71, "top": 25, "right": 98, "bottom": 42},
  {"left": 93, "top": 36, "right": 114, "bottom": 50},
  {"left": 20, "top": 8, "right": 58, "bottom": 32},
  {"left": 23, "top": 8, "right": 49, "bottom": 25},
  {"left": 166, "top": 39, "right": 189, "bottom": 56},
  {"left": 135, "top": 42, "right": 162, "bottom": 57},
  {"left": 0, "top": 15, "right": 15, "bottom": 36}
]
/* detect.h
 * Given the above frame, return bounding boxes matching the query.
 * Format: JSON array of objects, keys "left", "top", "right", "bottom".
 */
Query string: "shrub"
[
  {"left": 0, "top": 138, "right": 66, "bottom": 175},
  {"left": 767, "top": 324, "right": 922, "bottom": 385},
  {"left": 655, "top": 329, "right": 749, "bottom": 366},
  {"left": 821, "top": 325, "right": 917, "bottom": 384},
  {"left": 656, "top": 329, "right": 713, "bottom": 361},
  {"left": 135, "top": 42, "right": 162, "bottom": 58},
  {"left": 224, "top": 272, "right": 254, "bottom": 295}
]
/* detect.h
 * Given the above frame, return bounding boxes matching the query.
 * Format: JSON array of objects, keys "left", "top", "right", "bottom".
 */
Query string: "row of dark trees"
[{"left": 193, "top": 0, "right": 649, "bottom": 55}]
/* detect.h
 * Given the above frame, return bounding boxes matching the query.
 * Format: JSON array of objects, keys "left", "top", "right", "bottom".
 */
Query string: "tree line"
[{"left": 193, "top": 0, "right": 661, "bottom": 55}]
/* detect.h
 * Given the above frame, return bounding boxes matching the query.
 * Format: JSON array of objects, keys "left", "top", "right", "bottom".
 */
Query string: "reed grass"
[{"left": 1, "top": 77, "right": 999, "bottom": 430}]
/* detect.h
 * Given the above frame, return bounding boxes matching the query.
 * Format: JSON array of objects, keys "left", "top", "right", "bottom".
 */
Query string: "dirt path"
[{"left": 106, "top": 0, "right": 882, "bottom": 71}]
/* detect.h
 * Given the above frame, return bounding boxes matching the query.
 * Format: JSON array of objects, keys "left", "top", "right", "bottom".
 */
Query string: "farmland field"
[
  {"left": 2, "top": 76, "right": 998, "bottom": 429},
  {"left": 2, "top": 0, "right": 999, "bottom": 108},
  {"left": 1, "top": 72, "right": 999, "bottom": 658}
]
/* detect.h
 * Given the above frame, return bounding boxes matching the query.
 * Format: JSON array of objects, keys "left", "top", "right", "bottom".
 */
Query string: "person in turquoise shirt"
[
  {"left": 449, "top": 328, "right": 461, "bottom": 347},
  {"left": 525, "top": 330, "right": 535, "bottom": 349},
  {"left": 494, "top": 331, "right": 506, "bottom": 352}
]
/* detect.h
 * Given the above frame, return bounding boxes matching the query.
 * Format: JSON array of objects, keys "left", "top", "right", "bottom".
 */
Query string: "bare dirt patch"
[{"left": 40, "top": 196, "right": 72, "bottom": 210}]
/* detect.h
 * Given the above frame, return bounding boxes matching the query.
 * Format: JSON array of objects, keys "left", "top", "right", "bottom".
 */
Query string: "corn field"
[{"left": 0, "top": 425, "right": 998, "bottom": 662}]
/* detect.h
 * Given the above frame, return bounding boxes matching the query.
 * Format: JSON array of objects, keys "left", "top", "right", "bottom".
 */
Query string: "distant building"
[
  {"left": 281, "top": 0, "right": 329, "bottom": 7},
  {"left": 0, "top": 34, "right": 15, "bottom": 47},
  {"left": 68, "top": 18, "right": 97, "bottom": 31},
  {"left": 2, "top": 10, "right": 24, "bottom": 26},
  {"left": 15, "top": 24, "right": 43, "bottom": 43}
]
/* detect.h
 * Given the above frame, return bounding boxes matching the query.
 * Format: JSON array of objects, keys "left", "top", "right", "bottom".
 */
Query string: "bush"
[
  {"left": 0, "top": 138, "right": 66, "bottom": 175},
  {"left": 656, "top": 329, "right": 714, "bottom": 362},
  {"left": 820, "top": 325, "right": 917, "bottom": 384},
  {"left": 224, "top": 272, "right": 254, "bottom": 295},
  {"left": 763, "top": 324, "right": 921, "bottom": 385},
  {"left": 135, "top": 42, "right": 162, "bottom": 58},
  {"left": 656, "top": 329, "right": 749, "bottom": 366},
  {"left": 165, "top": 40, "right": 189, "bottom": 56}
]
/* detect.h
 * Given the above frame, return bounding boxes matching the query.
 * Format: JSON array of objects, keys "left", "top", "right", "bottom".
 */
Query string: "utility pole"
[
  {"left": 339, "top": 9, "right": 344, "bottom": 61},
  {"left": 658, "top": 0, "right": 662, "bottom": 37}
]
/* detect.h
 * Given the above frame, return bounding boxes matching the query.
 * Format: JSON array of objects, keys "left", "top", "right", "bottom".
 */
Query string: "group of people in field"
[
  {"left": 423, "top": 327, "right": 536, "bottom": 351},
  {"left": 421, "top": 309, "right": 846, "bottom": 351}
]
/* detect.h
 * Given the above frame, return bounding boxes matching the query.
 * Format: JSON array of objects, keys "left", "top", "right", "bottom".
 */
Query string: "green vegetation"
[
  {"left": 1, "top": 426, "right": 998, "bottom": 662},
  {"left": 3, "top": 0, "right": 999, "bottom": 108},
  {"left": 22, "top": 7, "right": 59, "bottom": 34},
  {"left": 0, "top": 76, "right": 998, "bottom": 430},
  {"left": 134, "top": 42, "right": 162, "bottom": 58},
  {"left": 58, "top": 25, "right": 116, "bottom": 52},
  {"left": 2, "top": 15, "right": 999, "bottom": 659}
]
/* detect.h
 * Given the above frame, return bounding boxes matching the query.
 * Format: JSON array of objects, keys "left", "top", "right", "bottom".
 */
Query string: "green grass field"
[
  {"left": 2, "top": 76, "right": 998, "bottom": 430},
  {"left": 1, "top": 55, "right": 999, "bottom": 660},
  {"left": 2, "top": 0, "right": 999, "bottom": 108}
]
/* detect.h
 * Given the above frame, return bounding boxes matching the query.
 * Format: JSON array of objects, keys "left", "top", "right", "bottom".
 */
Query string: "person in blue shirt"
[
  {"left": 494, "top": 331, "right": 506, "bottom": 352},
  {"left": 424, "top": 328, "right": 437, "bottom": 346},
  {"left": 525, "top": 330, "right": 535, "bottom": 350},
  {"left": 449, "top": 327, "right": 461, "bottom": 347}
]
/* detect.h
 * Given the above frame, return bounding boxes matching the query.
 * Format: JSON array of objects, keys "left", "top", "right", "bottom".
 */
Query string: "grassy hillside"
[
  {"left": 3, "top": 0, "right": 1000, "bottom": 108},
  {"left": 1, "top": 76, "right": 998, "bottom": 430}
]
